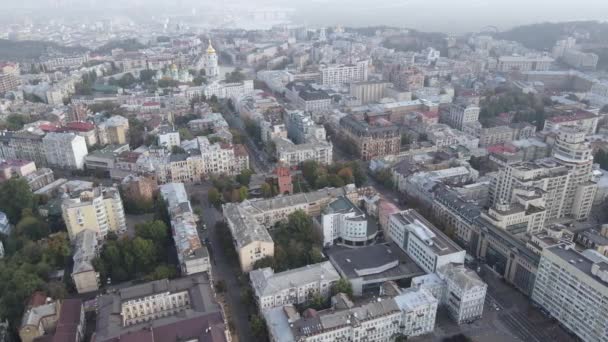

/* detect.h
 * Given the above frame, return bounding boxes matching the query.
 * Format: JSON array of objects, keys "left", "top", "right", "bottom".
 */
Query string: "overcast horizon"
[{"left": 1, "top": 0, "right": 608, "bottom": 34}]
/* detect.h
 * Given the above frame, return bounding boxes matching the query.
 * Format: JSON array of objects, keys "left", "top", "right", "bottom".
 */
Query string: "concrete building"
[
  {"left": 444, "top": 104, "right": 480, "bottom": 130},
  {"left": 388, "top": 209, "right": 465, "bottom": 274},
  {"left": 320, "top": 196, "right": 378, "bottom": 247},
  {"left": 264, "top": 286, "right": 437, "bottom": 342},
  {"left": 562, "top": 49, "right": 599, "bottom": 70},
  {"left": 95, "top": 274, "right": 228, "bottom": 342},
  {"left": 285, "top": 81, "right": 332, "bottom": 113},
  {"left": 437, "top": 264, "right": 487, "bottom": 324},
  {"left": 497, "top": 55, "right": 554, "bottom": 72},
  {"left": 71, "top": 229, "right": 100, "bottom": 294},
  {"left": 62, "top": 186, "right": 126, "bottom": 240},
  {"left": 532, "top": 245, "right": 608, "bottom": 342},
  {"left": 339, "top": 115, "right": 400, "bottom": 161},
  {"left": 43, "top": 133, "right": 88, "bottom": 170},
  {"left": 320, "top": 60, "right": 369, "bottom": 86},
  {"left": 121, "top": 174, "right": 158, "bottom": 203},
  {"left": 0, "top": 62, "right": 21, "bottom": 93},
  {"left": 328, "top": 243, "right": 424, "bottom": 296},
  {"left": 157, "top": 126, "right": 181, "bottom": 150},
  {"left": 349, "top": 81, "right": 391, "bottom": 104},
  {"left": 97, "top": 115, "right": 129, "bottom": 145},
  {"left": 0, "top": 132, "right": 46, "bottom": 166},
  {"left": 274, "top": 137, "right": 332, "bottom": 167},
  {"left": 543, "top": 110, "right": 599, "bottom": 135},
  {"left": 19, "top": 294, "right": 61, "bottom": 342},
  {"left": 160, "top": 183, "right": 210, "bottom": 275},
  {"left": 250, "top": 261, "right": 340, "bottom": 310}
]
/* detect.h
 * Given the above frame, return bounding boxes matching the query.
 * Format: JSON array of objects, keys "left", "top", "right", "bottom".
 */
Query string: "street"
[{"left": 187, "top": 181, "right": 254, "bottom": 342}]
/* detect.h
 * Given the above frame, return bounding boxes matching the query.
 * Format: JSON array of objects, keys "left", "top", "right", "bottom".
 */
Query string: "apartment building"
[
  {"left": 443, "top": 104, "right": 480, "bottom": 130},
  {"left": 160, "top": 183, "right": 210, "bottom": 275},
  {"left": 0, "top": 132, "right": 47, "bottom": 166},
  {"left": 0, "top": 61, "right": 21, "bottom": 93},
  {"left": 320, "top": 196, "right": 379, "bottom": 247},
  {"left": 61, "top": 186, "right": 127, "bottom": 240},
  {"left": 157, "top": 126, "right": 181, "bottom": 149},
  {"left": 264, "top": 287, "right": 437, "bottom": 342},
  {"left": 285, "top": 81, "right": 332, "bottom": 113},
  {"left": 71, "top": 229, "right": 100, "bottom": 294},
  {"left": 562, "top": 49, "right": 599, "bottom": 70},
  {"left": 223, "top": 185, "right": 361, "bottom": 272},
  {"left": 543, "top": 110, "right": 598, "bottom": 135},
  {"left": 95, "top": 274, "right": 228, "bottom": 342},
  {"left": 274, "top": 137, "right": 332, "bottom": 167},
  {"left": 97, "top": 115, "right": 129, "bottom": 145},
  {"left": 388, "top": 209, "right": 466, "bottom": 274},
  {"left": 531, "top": 245, "right": 608, "bottom": 342},
  {"left": 320, "top": 60, "right": 369, "bottom": 86},
  {"left": 339, "top": 115, "right": 400, "bottom": 161},
  {"left": 497, "top": 55, "right": 554, "bottom": 72},
  {"left": 349, "top": 81, "right": 391, "bottom": 104},
  {"left": 43, "top": 133, "right": 88, "bottom": 170},
  {"left": 250, "top": 261, "right": 340, "bottom": 310}
]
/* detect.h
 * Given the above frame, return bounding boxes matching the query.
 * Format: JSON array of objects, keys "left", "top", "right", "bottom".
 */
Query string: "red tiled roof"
[
  {"left": 64, "top": 121, "right": 95, "bottom": 132},
  {"left": 52, "top": 299, "right": 82, "bottom": 342},
  {"left": 548, "top": 111, "right": 597, "bottom": 123},
  {"left": 39, "top": 124, "right": 60, "bottom": 132}
]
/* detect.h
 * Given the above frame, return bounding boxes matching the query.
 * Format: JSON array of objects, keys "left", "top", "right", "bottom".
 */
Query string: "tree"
[
  {"left": 226, "top": 68, "right": 246, "bottom": 83},
  {"left": 171, "top": 146, "right": 187, "bottom": 154},
  {"left": 135, "top": 220, "right": 169, "bottom": 245},
  {"left": 208, "top": 187, "right": 222, "bottom": 208},
  {"left": 193, "top": 76, "right": 206, "bottom": 86},
  {"left": 4, "top": 113, "right": 31, "bottom": 130},
  {"left": 332, "top": 278, "right": 353, "bottom": 297},
  {"left": 214, "top": 280, "right": 226, "bottom": 293},
  {"left": 236, "top": 169, "right": 254, "bottom": 186},
  {"left": 132, "top": 237, "right": 157, "bottom": 273},
  {"left": 0, "top": 178, "right": 34, "bottom": 223},
  {"left": 139, "top": 69, "right": 157, "bottom": 83},
  {"left": 327, "top": 174, "right": 345, "bottom": 188},
  {"left": 146, "top": 264, "right": 177, "bottom": 281},
  {"left": 252, "top": 256, "right": 275, "bottom": 270},
  {"left": 261, "top": 182, "right": 273, "bottom": 198},
  {"left": 117, "top": 73, "right": 136, "bottom": 88},
  {"left": 337, "top": 167, "right": 354, "bottom": 185},
  {"left": 250, "top": 314, "right": 268, "bottom": 341}
]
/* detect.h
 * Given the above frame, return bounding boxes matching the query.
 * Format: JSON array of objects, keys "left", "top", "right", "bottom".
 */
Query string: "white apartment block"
[
  {"left": 43, "top": 133, "right": 88, "bottom": 170},
  {"left": 444, "top": 104, "right": 480, "bottom": 130},
  {"left": 497, "top": 55, "right": 554, "bottom": 72},
  {"left": 388, "top": 209, "right": 465, "bottom": 274},
  {"left": 562, "top": 49, "right": 599, "bottom": 70},
  {"left": 250, "top": 261, "right": 340, "bottom": 310},
  {"left": 437, "top": 264, "right": 487, "bottom": 324},
  {"left": 320, "top": 60, "right": 369, "bottom": 86},
  {"left": 204, "top": 80, "right": 254, "bottom": 100},
  {"left": 157, "top": 129, "right": 181, "bottom": 150},
  {"left": 265, "top": 287, "right": 437, "bottom": 342},
  {"left": 532, "top": 244, "right": 608, "bottom": 342},
  {"left": 274, "top": 137, "right": 332, "bottom": 167}
]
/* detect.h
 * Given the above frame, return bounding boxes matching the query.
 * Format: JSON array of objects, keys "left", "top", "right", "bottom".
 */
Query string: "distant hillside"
[
  {"left": 494, "top": 21, "right": 608, "bottom": 51},
  {"left": 0, "top": 39, "right": 87, "bottom": 62}
]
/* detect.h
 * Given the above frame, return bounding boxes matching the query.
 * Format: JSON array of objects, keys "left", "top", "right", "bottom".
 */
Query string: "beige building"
[
  {"left": 62, "top": 186, "right": 127, "bottom": 240},
  {"left": 349, "top": 81, "right": 391, "bottom": 104},
  {"left": 98, "top": 115, "right": 129, "bottom": 145},
  {"left": 339, "top": 115, "right": 400, "bottom": 161}
]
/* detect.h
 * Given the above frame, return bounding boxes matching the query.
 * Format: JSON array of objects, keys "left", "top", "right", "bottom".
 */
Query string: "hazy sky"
[{"left": 3, "top": 0, "right": 608, "bottom": 33}]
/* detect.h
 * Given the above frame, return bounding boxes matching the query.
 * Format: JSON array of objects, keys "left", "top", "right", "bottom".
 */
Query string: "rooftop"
[
  {"left": 250, "top": 261, "right": 340, "bottom": 298},
  {"left": 391, "top": 209, "right": 463, "bottom": 256}
]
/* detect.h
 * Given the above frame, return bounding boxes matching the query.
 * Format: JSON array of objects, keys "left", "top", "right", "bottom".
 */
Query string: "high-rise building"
[
  {"left": 489, "top": 126, "right": 597, "bottom": 223},
  {"left": 319, "top": 60, "right": 369, "bottom": 86},
  {"left": 532, "top": 244, "right": 608, "bottom": 342},
  {"left": 61, "top": 186, "right": 127, "bottom": 240},
  {"left": 43, "top": 132, "right": 88, "bottom": 170},
  {"left": 443, "top": 104, "right": 480, "bottom": 130}
]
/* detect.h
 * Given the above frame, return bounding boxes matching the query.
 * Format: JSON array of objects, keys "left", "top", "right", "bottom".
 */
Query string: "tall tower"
[{"left": 205, "top": 40, "right": 219, "bottom": 79}]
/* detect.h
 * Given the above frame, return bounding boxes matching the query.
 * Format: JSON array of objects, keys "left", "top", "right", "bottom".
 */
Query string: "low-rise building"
[
  {"left": 71, "top": 229, "right": 100, "bottom": 294},
  {"left": 388, "top": 209, "right": 466, "bottom": 273},
  {"left": 160, "top": 183, "right": 210, "bottom": 275},
  {"left": 95, "top": 274, "right": 228, "bottom": 342},
  {"left": 274, "top": 137, "right": 332, "bottom": 167},
  {"left": 320, "top": 196, "right": 378, "bottom": 247},
  {"left": 339, "top": 115, "right": 400, "bottom": 161},
  {"left": 264, "top": 286, "right": 437, "bottom": 342},
  {"left": 250, "top": 261, "right": 340, "bottom": 310}
]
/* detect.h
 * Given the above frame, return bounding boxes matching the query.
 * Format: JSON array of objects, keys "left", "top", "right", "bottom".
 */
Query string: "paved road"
[{"left": 187, "top": 182, "right": 254, "bottom": 342}]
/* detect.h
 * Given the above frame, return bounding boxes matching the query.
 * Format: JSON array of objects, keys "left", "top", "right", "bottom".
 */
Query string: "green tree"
[
  {"left": 118, "top": 73, "right": 136, "bottom": 88},
  {"left": 250, "top": 314, "right": 268, "bottom": 341},
  {"left": 332, "top": 278, "right": 353, "bottom": 297},
  {"left": 135, "top": 220, "right": 169, "bottom": 245},
  {"left": 132, "top": 237, "right": 157, "bottom": 273},
  {"left": 226, "top": 68, "right": 246, "bottom": 83},
  {"left": 208, "top": 187, "right": 222, "bottom": 207},
  {"left": 337, "top": 167, "right": 354, "bottom": 185},
  {"left": 236, "top": 169, "right": 254, "bottom": 186},
  {"left": 146, "top": 264, "right": 177, "bottom": 281},
  {"left": 179, "top": 127, "right": 194, "bottom": 140},
  {"left": 261, "top": 182, "right": 273, "bottom": 198},
  {"left": 139, "top": 69, "right": 157, "bottom": 83},
  {"left": 16, "top": 216, "right": 48, "bottom": 241},
  {"left": 171, "top": 145, "right": 187, "bottom": 154},
  {"left": 0, "top": 178, "right": 34, "bottom": 223}
]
